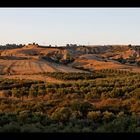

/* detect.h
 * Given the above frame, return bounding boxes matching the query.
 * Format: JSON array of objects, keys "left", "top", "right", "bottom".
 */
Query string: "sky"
[{"left": 0, "top": 8, "right": 140, "bottom": 46}]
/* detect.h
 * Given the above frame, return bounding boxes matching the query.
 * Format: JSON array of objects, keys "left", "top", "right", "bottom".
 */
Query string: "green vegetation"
[
  {"left": 44, "top": 72, "right": 105, "bottom": 80},
  {"left": 0, "top": 44, "right": 23, "bottom": 50},
  {"left": 136, "top": 61, "right": 140, "bottom": 66},
  {"left": 0, "top": 70, "right": 140, "bottom": 132}
]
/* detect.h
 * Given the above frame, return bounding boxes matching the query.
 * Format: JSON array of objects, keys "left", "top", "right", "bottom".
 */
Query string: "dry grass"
[{"left": 0, "top": 44, "right": 140, "bottom": 82}]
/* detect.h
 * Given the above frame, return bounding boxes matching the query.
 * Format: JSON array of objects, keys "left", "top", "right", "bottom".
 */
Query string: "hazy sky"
[{"left": 0, "top": 8, "right": 140, "bottom": 46}]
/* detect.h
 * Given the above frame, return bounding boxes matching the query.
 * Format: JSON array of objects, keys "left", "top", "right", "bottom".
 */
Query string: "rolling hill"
[{"left": 0, "top": 44, "right": 140, "bottom": 81}]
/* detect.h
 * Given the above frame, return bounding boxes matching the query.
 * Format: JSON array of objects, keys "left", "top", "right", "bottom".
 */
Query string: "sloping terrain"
[
  {"left": 69, "top": 45, "right": 140, "bottom": 72},
  {"left": 0, "top": 44, "right": 87, "bottom": 76},
  {"left": 70, "top": 57, "right": 132, "bottom": 71},
  {"left": 0, "top": 58, "right": 85, "bottom": 75},
  {"left": 0, "top": 44, "right": 140, "bottom": 82}
]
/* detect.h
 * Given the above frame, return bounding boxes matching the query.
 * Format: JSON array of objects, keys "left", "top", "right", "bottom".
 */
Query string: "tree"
[
  {"left": 51, "top": 107, "right": 71, "bottom": 122},
  {"left": 102, "top": 111, "right": 114, "bottom": 122},
  {"left": 66, "top": 52, "right": 73, "bottom": 62},
  {"left": 117, "top": 56, "right": 126, "bottom": 64},
  {"left": 11, "top": 88, "right": 20, "bottom": 98},
  {"left": 87, "top": 111, "right": 102, "bottom": 121},
  {"left": 66, "top": 44, "right": 70, "bottom": 47},
  {"left": 136, "top": 61, "right": 140, "bottom": 66},
  {"left": 29, "top": 85, "right": 38, "bottom": 98},
  {"left": 117, "top": 111, "right": 125, "bottom": 118},
  {"left": 38, "top": 85, "right": 46, "bottom": 97},
  {"left": 19, "top": 87, "right": 28, "bottom": 100},
  {"left": 70, "top": 101, "right": 93, "bottom": 117}
]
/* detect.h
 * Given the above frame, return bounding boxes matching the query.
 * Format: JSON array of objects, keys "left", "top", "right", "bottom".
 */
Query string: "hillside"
[
  {"left": 0, "top": 44, "right": 140, "bottom": 132},
  {"left": 0, "top": 44, "right": 140, "bottom": 81},
  {"left": 0, "top": 44, "right": 86, "bottom": 75}
]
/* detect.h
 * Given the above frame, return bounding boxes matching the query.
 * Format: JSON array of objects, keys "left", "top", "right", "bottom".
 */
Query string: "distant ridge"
[{"left": 23, "top": 44, "right": 39, "bottom": 49}]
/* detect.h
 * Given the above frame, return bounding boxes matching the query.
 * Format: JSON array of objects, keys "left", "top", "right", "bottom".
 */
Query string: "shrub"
[
  {"left": 51, "top": 107, "right": 71, "bottom": 122},
  {"left": 102, "top": 111, "right": 114, "bottom": 121},
  {"left": 87, "top": 111, "right": 102, "bottom": 121}
]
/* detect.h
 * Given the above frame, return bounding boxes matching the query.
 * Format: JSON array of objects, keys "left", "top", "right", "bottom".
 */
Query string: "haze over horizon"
[{"left": 0, "top": 8, "right": 140, "bottom": 46}]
